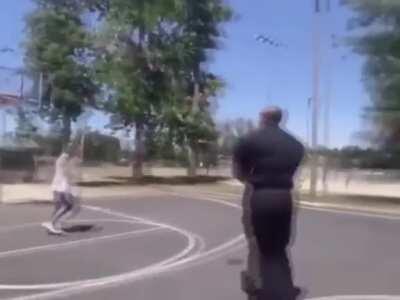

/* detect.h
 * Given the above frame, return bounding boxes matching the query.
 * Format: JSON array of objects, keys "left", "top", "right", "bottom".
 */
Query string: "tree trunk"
[
  {"left": 187, "top": 141, "right": 197, "bottom": 177},
  {"left": 132, "top": 122, "right": 145, "bottom": 179},
  {"left": 79, "top": 131, "right": 86, "bottom": 162},
  {"left": 62, "top": 114, "right": 71, "bottom": 151},
  {"left": 186, "top": 81, "right": 201, "bottom": 177}
]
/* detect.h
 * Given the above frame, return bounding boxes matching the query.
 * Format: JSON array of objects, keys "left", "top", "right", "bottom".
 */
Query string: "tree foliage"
[
  {"left": 217, "top": 118, "right": 255, "bottom": 156},
  {"left": 345, "top": 0, "right": 400, "bottom": 147},
  {"left": 24, "top": 0, "right": 97, "bottom": 147},
  {"left": 24, "top": 0, "right": 233, "bottom": 177},
  {"left": 95, "top": 0, "right": 232, "bottom": 177}
]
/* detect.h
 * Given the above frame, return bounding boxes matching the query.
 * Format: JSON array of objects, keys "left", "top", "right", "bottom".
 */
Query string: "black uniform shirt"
[{"left": 233, "top": 125, "right": 305, "bottom": 189}]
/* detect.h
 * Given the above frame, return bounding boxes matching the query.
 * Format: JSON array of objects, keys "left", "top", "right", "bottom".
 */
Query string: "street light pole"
[
  {"left": 38, "top": 72, "right": 43, "bottom": 108},
  {"left": 310, "top": 0, "right": 322, "bottom": 197},
  {"left": 323, "top": 1, "right": 332, "bottom": 193},
  {"left": 307, "top": 98, "right": 311, "bottom": 147}
]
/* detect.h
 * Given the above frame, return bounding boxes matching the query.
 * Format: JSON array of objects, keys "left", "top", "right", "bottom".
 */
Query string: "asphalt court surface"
[{"left": 0, "top": 192, "right": 399, "bottom": 300}]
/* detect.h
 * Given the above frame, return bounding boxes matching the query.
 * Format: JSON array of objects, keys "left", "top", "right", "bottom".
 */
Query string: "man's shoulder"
[
  {"left": 279, "top": 129, "right": 305, "bottom": 154},
  {"left": 236, "top": 130, "right": 261, "bottom": 147},
  {"left": 244, "top": 128, "right": 264, "bottom": 139}
]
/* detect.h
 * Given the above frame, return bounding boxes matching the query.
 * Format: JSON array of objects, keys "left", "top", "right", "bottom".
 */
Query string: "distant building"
[
  {"left": 0, "top": 135, "right": 40, "bottom": 152},
  {"left": 0, "top": 93, "right": 20, "bottom": 106},
  {"left": 0, "top": 135, "right": 41, "bottom": 183}
]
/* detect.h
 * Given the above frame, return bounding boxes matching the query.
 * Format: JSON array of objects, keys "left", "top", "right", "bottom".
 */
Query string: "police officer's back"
[
  {"left": 234, "top": 108, "right": 304, "bottom": 188},
  {"left": 234, "top": 107, "right": 304, "bottom": 300}
]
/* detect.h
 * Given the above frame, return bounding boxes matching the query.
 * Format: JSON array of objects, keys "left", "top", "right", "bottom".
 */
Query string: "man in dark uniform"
[{"left": 233, "top": 107, "right": 305, "bottom": 300}]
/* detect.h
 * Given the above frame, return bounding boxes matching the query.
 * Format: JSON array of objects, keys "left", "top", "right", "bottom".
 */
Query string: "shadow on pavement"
[
  {"left": 77, "top": 175, "right": 230, "bottom": 187},
  {"left": 62, "top": 224, "right": 103, "bottom": 233}
]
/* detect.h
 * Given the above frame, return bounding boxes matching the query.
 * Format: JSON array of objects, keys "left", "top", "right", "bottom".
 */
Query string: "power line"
[{"left": 254, "top": 34, "right": 287, "bottom": 48}]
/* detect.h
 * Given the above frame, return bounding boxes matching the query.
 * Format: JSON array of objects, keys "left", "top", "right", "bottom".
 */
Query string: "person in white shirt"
[{"left": 42, "top": 146, "right": 81, "bottom": 235}]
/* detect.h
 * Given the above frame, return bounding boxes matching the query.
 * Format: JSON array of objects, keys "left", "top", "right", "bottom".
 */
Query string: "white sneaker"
[
  {"left": 41, "top": 222, "right": 64, "bottom": 235},
  {"left": 41, "top": 222, "right": 52, "bottom": 230}
]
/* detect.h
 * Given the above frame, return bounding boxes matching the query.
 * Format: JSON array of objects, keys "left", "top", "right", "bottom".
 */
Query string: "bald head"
[{"left": 260, "top": 106, "right": 283, "bottom": 127}]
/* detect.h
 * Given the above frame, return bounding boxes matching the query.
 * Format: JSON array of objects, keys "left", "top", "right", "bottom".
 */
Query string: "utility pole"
[
  {"left": 307, "top": 98, "right": 311, "bottom": 147},
  {"left": 38, "top": 72, "right": 43, "bottom": 108},
  {"left": 324, "top": 0, "right": 332, "bottom": 150},
  {"left": 19, "top": 72, "right": 24, "bottom": 100},
  {"left": 323, "top": 0, "right": 332, "bottom": 193},
  {"left": 310, "top": 0, "right": 322, "bottom": 197}
]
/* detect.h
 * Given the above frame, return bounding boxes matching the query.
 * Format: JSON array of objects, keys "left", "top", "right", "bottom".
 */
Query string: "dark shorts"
[{"left": 53, "top": 192, "right": 74, "bottom": 208}]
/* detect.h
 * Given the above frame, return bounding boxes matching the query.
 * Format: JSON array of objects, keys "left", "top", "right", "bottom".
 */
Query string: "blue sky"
[
  {"left": 211, "top": 0, "right": 368, "bottom": 148},
  {"left": 0, "top": 0, "right": 369, "bottom": 148}
]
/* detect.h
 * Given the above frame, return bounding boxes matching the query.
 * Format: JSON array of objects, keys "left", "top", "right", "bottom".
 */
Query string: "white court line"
[
  {"left": 0, "top": 218, "right": 139, "bottom": 233},
  {"left": 0, "top": 224, "right": 163, "bottom": 259},
  {"left": 180, "top": 190, "right": 400, "bottom": 221},
  {"left": 176, "top": 193, "right": 400, "bottom": 300},
  {"left": 6, "top": 198, "right": 244, "bottom": 300},
  {"left": 299, "top": 204, "right": 400, "bottom": 221},
  {"left": 6, "top": 193, "right": 399, "bottom": 300},
  {"left": 1, "top": 207, "right": 199, "bottom": 295},
  {"left": 0, "top": 218, "right": 141, "bottom": 234},
  {"left": 308, "top": 296, "right": 400, "bottom": 300}
]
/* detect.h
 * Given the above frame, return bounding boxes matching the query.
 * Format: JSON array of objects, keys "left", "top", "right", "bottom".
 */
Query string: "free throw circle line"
[
  {"left": 8, "top": 198, "right": 244, "bottom": 299},
  {"left": 0, "top": 214, "right": 197, "bottom": 291}
]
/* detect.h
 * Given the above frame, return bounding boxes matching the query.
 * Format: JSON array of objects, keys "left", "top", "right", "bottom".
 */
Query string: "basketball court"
[{"left": 0, "top": 190, "right": 398, "bottom": 299}]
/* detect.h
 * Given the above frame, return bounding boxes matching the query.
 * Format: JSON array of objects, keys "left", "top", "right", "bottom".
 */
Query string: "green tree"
[
  {"left": 24, "top": 0, "right": 97, "bottom": 148},
  {"left": 84, "top": 0, "right": 232, "bottom": 178},
  {"left": 95, "top": 0, "right": 184, "bottom": 178},
  {"left": 14, "top": 107, "right": 38, "bottom": 139},
  {"left": 344, "top": 0, "right": 400, "bottom": 148},
  {"left": 162, "top": 0, "right": 232, "bottom": 176},
  {"left": 83, "top": 131, "right": 121, "bottom": 162},
  {"left": 217, "top": 118, "right": 255, "bottom": 156},
  {"left": 162, "top": 74, "right": 224, "bottom": 175},
  {"left": 95, "top": 0, "right": 231, "bottom": 178}
]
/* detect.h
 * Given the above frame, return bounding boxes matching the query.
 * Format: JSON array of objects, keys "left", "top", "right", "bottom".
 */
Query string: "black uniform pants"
[{"left": 242, "top": 185, "right": 298, "bottom": 300}]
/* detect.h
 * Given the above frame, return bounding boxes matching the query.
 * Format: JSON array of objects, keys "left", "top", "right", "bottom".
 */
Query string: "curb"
[{"left": 297, "top": 200, "right": 400, "bottom": 219}]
